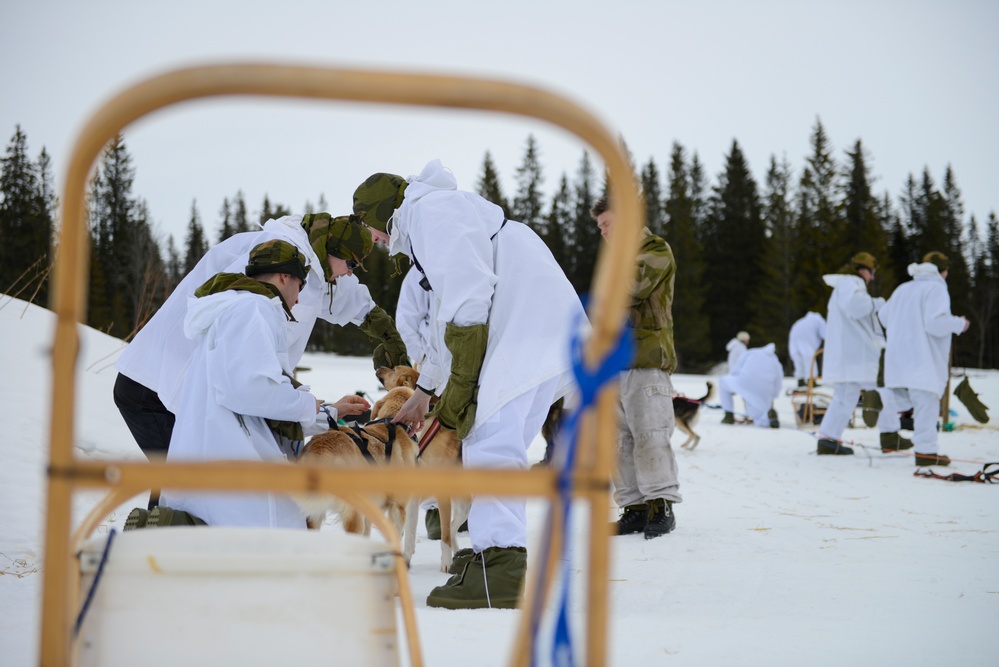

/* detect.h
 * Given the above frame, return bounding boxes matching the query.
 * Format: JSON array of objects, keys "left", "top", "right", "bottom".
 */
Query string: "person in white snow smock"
[
  {"left": 352, "top": 160, "right": 585, "bottom": 610},
  {"left": 788, "top": 312, "right": 826, "bottom": 387},
  {"left": 816, "top": 252, "right": 911, "bottom": 455},
  {"left": 718, "top": 343, "right": 783, "bottom": 428},
  {"left": 726, "top": 331, "right": 750, "bottom": 370},
  {"left": 878, "top": 251, "right": 969, "bottom": 467},
  {"left": 159, "top": 240, "right": 369, "bottom": 528},
  {"left": 114, "top": 214, "right": 406, "bottom": 487}
]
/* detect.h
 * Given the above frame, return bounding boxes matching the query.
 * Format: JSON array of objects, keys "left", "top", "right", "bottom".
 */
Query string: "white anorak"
[
  {"left": 788, "top": 311, "right": 827, "bottom": 380},
  {"left": 395, "top": 266, "right": 449, "bottom": 392},
  {"left": 820, "top": 273, "right": 885, "bottom": 385},
  {"left": 719, "top": 343, "right": 783, "bottom": 427},
  {"left": 389, "top": 160, "right": 584, "bottom": 428},
  {"left": 725, "top": 338, "right": 747, "bottom": 370},
  {"left": 116, "top": 215, "right": 376, "bottom": 412},
  {"left": 878, "top": 263, "right": 966, "bottom": 397},
  {"left": 160, "top": 289, "right": 316, "bottom": 528}
]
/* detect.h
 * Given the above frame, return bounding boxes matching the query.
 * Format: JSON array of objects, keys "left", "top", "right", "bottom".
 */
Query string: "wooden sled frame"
[{"left": 40, "top": 63, "right": 644, "bottom": 667}]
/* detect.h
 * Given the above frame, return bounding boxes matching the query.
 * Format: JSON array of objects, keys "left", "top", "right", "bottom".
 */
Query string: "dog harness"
[{"left": 340, "top": 417, "right": 398, "bottom": 463}]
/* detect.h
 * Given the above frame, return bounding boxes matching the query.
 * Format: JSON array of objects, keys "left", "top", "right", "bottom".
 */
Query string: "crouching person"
[
  {"left": 718, "top": 343, "right": 784, "bottom": 428},
  {"left": 160, "top": 240, "right": 369, "bottom": 527}
]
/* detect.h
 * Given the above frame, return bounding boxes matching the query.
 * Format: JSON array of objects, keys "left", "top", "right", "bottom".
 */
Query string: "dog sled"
[
  {"left": 790, "top": 347, "right": 831, "bottom": 428},
  {"left": 40, "top": 64, "right": 643, "bottom": 666}
]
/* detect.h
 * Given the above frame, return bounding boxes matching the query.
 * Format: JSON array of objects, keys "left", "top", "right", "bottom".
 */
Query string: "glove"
[
  {"left": 432, "top": 322, "right": 488, "bottom": 439},
  {"left": 359, "top": 306, "right": 412, "bottom": 369}
]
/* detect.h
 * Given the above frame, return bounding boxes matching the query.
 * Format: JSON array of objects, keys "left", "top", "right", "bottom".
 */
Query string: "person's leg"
[
  {"left": 718, "top": 374, "right": 737, "bottom": 423},
  {"left": 875, "top": 387, "right": 913, "bottom": 451},
  {"left": 818, "top": 382, "right": 860, "bottom": 441},
  {"left": 909, "top": 389, "right": 942, "bottom": 455},
  {"left": 114, "top": 373, "right": 174, "bottom": 508}
]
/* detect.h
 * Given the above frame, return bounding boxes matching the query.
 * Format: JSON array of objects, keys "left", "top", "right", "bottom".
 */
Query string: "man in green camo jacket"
[{"left": 593, "top": 195, "right": 682, "bottom": 539}]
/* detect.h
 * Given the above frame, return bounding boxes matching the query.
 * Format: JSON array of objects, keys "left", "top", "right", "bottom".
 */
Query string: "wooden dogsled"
[
  {"left": 39, "top": 63, "right": 645, "bottom": 666},
  {"left": 790, "top": 347, "right": 832, "bottom": 428}
]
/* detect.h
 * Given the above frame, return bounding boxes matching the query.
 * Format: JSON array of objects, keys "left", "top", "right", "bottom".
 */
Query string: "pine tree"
[
  {"left": 544, "top": 173, "right": 573, "bottom": 278},
  {"left": 259, "top": 195, "right": 291, "bottom": 226},
  {"left": 164, "top": 234, "right": 183, "bottom": 292},
  {"left": 511, "top": 135, "right": 545, "bottom": 236},
  {"left": 662, "top": 142, "right": 709, "bottom": 367},
  {"left": 183, "top": 200, "right": 208, "bottom": 273},
  {"left": 750, "top": 154, "right": 797, "bottom": 362},
  {"left": 842, "top": 140, "right": 892, "bottom": 296},
  {"left": 476, "top": 151, "right": 509, "bottom": 216},
  {"left": 701, "top": 140, "right": 764, "bottom": 355}
]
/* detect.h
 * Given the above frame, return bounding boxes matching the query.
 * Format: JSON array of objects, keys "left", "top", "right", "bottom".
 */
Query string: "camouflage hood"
[{"left": 301, "top": 213, "right": 374, "bottom": 282}]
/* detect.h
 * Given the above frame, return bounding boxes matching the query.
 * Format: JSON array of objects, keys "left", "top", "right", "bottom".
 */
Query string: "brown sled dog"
[
  {"left": 675, "top": 381, "right": 715, "bottom": 450},
  {"left": 295, "top": 386, "right": 418, "bottom": 564},
  {"left": 376, "top": 365, "right": 468, "bottom": 573}
]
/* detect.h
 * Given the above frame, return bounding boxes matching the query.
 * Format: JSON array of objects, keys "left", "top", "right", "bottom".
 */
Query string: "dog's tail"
[{"left": 697, "top": 381, "right": 715, "bottom": 403}]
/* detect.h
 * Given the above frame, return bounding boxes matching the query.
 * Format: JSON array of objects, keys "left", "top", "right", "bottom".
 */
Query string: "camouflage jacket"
[{"left": 629, "top": 228, "right": 677, "bottom": 373}]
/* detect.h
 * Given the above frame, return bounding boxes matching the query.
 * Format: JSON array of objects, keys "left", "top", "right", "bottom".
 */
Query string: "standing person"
[
  {"left": 159, "top": 240, "right": 369, "bottom": 527},
  {"left": 114, "top": 213, "right": 406, "bottom": 465},
  {"left": 718, "top": 343, "right": 783, "bottom": 428},
  {"left": 878, "top": 252, "right": 969, "bottom": 466},
  {"left": 351, "top": 160, "right": 585, "bottom": 609},
  {"left": 789, "top": 312, "right": 827, "bottom": 387},
  {"left": 592, "top": 195, "right": 681, "bottom": 540},
  {"left": 816, "top": 252, "right": 909, "bottom": 455}
]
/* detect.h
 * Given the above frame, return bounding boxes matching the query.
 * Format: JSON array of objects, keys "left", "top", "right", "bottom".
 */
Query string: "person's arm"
[{"left": 923, "top": 285, "right": 968, "bottom": 337}]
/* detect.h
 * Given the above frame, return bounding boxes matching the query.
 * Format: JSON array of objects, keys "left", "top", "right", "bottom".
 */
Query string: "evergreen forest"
[{"left": 3, "top": 121, "right": 998, "bottom": 372}]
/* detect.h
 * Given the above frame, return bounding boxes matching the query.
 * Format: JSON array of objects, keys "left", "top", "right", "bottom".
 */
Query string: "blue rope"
[
  {"left": 532, "top": 317, "right": 634, "bottom": 667},
  {"left": 74, "top": 528, "right": 117, "bottom": 639}
]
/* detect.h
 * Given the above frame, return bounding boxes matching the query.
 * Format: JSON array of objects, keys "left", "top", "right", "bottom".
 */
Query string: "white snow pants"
[
  {"left": 614, "top": 368, "right": 682, "bottom": 506},
  {"left": 718, "top": 374, "right": 771, "bottom": 427},
  {"left": 791, "top": 348, "right": 818, "bottom": 382},
  {"left": 462, "top": 376, "right": 561, "bottom": 552},
  {"left": 890, "top": 387, "right": 941, "bottom": 454},
  {"left": 820, "top": 383, "right": 902, "bottom": 440}
]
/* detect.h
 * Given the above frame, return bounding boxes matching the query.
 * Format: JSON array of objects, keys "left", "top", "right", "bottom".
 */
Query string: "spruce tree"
[
  {"left": 232, "top": 191, "right": 250, "bottom": 234},
  {"left": 663, "top": 142, "right": 710, "bottom": 367},
  {"left": 183, "top": 200, "right": 208, "bottom": 273},
  {"left": 641, "top": 158, "right": 666, "bottom": 238},
  {"left": 511, "top": 135, "right": 545, "bottom": 236},
  {"left": 842, "top": 140, "right": 892, "bottom": 296},
  {"left": 217, "top": 197, "right": 234, "bottom": 242},
  {"left": 568, "top": 150, "right": 600, "bottom": 294},
  {"left": 750, "top": 154, "right": 797, "bottom": 362},
  {"left": 0, "top": 125, "right": 48, "bottom": 300},
  {"left": 701, "top": 140, "right": 764, "bottom": 356},
  {"left": 544, "top": 173, "right": 573, "bottom": 279},
  {"left": 476, "top": 151, "right": 509, "bottom": 216}
]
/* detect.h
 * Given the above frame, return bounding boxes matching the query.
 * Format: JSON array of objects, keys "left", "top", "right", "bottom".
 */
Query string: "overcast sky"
[{"left": 3, "top": 0, "right": 997, "bottom": 251}]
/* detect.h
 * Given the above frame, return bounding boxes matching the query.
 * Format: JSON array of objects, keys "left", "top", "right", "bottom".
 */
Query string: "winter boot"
[
  {"left": 954, "top": 377, "right": 990, "bottom": 424},
  {"left": 817, "top": 438, "right": 854, "bottom": 455},
  {"left": 123, "top": 508, "right": 149, "bottom": 531},
  {"left": 458, "top": 520, "right": 468, "bottom": 533},
  {"left": 880, "top": 431, "right": 914, "bottom": 452},
  {"left": 611, "top": 503, "right": 649, "bottom": 535},
  {"left": 644, "top": 498, "right": 675, "bottom": 539},
  {"left": 425, "top": 508, "right": 441, "bottom": 540},
  {"left": 797, "top": 378, "right": 807, "bottom": 388},
  {"left": 861, "top": 390, "right": 882, "bottom": 428},
  {"left": 914, "top": 452, "right": 951, "bottom": 467},
  {"left": 427, "top": 546, "right": 527, "bottom": 609},
  {"left": 448, "top": 548, "right": 476, "bottom": 575},
  {"left": 721, "top": 411, "right": 736, "bottom": 425},
  {"left": 768, "top": 408, "right": 780, "bottom": 429}
]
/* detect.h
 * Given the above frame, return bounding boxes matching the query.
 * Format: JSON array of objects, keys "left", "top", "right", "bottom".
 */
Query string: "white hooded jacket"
[
  {"left": 878, "top": 262, "right": 966, "bottom": 397},
  {"left": 788, "top": 311, "right": 826, "bottom": 376},
  {"left": 389, "top": 160, "right": 585, "bottom": 427},
  {"left": 160, "top": 288, "right": 316, "bottom": 528},
  {"left": 395, "top": 266, "right": 450, "bottom": 393},
  {"left": 723, "top": 342, "right": 784, "bottom": 426},
  {"left": 116, "top": 215, "right": 376, "bottom": 412},
  {"left": 821, "top": 273, "right": 885, "bottom": 385}
]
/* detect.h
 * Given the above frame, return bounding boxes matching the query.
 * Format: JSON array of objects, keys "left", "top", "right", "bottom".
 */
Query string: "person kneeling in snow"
[
  {"left": 718, "top": 343, "right": 783, "bottom": 428},
  {"left": 160, "top": 240, "right": 369, "bottom": 528}
]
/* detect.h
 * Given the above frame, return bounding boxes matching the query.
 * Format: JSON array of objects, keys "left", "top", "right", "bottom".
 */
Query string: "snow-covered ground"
[{"left": 1, "top": 294, "right": 997, "bottom": 666}]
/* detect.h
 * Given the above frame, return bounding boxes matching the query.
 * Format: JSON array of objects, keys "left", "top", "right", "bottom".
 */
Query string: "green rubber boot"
[
  {"left": 427, "top": 546, "right": 527, "bottom": 609},
  {"left": 862, "top": 390, "right": 882, "bottom": 428},
  {"left": 425, "top": 508, "right": 441, "bottom": 540},
  {"left": 721, "top": 411, "right": 735, "bottom": 425},
  {"left": 880, "top": 431, "right": 914, "bottom": 452}
]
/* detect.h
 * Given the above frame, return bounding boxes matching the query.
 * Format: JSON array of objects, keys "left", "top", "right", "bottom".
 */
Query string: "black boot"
[
  {"left": 817, "top": 438, "right": 854, "bottom": 455},
  {"left": 721, "top": 411, "right": 736, "bottom": 424},
  {"left": 644, "top": 498, "right": 675, "bottom": 539},
  {"left": 768, "top": 408, "right": 780, "bottom": 429},
  {"left": 914, "top": 452, "right": 951, "bottom": 467},
  {"left": 611, "top": 503, "right": 648, "bottom": 535}
]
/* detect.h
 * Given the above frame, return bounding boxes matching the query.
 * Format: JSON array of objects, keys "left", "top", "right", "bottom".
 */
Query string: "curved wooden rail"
[{"left": 41, "top": 63, "right": 644, "bottom": 667}]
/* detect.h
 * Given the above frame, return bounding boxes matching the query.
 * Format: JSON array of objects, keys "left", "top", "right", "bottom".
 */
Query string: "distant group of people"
[
  {"left": 111, "top": 149, "right": 969, "bottom": 615},
  {"left": 717, "top": 249, "right": 968, "bottom": 467}
]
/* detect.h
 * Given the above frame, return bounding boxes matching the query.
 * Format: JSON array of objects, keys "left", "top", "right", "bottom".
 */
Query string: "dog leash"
[
  {"left": 416, "top": 417, "right": 442, "bottom": 460},
  {"left": 913, "top": 462, "right": 999, "bottom": 483}
]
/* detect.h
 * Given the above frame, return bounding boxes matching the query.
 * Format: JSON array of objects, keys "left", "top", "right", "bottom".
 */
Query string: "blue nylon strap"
[{"left": 533, "top": 316, "right": 634, "bottom": 667}]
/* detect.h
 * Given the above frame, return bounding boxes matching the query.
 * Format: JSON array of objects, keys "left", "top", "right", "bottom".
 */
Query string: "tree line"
[{"left": 2, "top": 121, "right": 997, "bottom": 371}]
